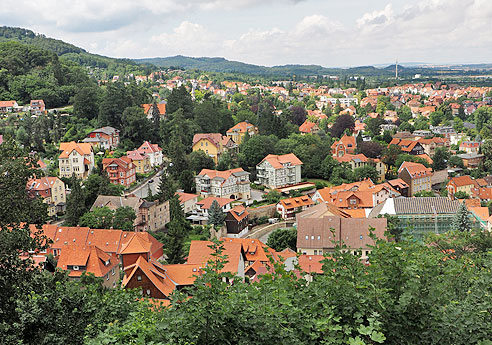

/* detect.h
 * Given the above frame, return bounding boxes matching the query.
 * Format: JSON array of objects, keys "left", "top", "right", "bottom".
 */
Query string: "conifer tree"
[
  {"left": 65, "top": 175, "right": 86, "bottom": 226},
  {"left": 157, "top": 172, "right": 175, "bottom": 202},
  {"left": 452, "top": 202, "right": 472, "bottom": 232},
  {"left": 164, "top": 196, "right": 190, "bottom": 264},
  {"left": 208, "top": 200, "right": 225, "bottom": 228}
]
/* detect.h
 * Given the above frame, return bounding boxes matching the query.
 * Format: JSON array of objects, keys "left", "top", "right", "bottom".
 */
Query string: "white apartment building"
[
  {"left": 195, "top": 168, "right": 251, "bottom": 200},
  {"left": 58, "top": 142, "right": 95, "bottom": 179},
  {"left": 256, "top": 153, "right": 303, "bottom": 189}
]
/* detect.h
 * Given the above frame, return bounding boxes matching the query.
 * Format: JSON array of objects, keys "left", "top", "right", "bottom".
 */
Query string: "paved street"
[
  {"left": 127, "top": 170, "right": 163, "bottom": 199},
  {"left": 251, "top": 188, "right": 265, "bottom": 202}
]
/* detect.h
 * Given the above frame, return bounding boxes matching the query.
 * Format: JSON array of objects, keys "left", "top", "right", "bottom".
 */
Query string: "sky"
[{"left": 1, "top": 0, "right": 492, "bottom": 67}]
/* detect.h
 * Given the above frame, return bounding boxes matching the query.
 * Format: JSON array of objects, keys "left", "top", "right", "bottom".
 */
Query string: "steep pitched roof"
[
  {"left": 228, "top": 205, "right": 249, "bottom": 222},
  {"left": 119, "top": 233, "right": 152, "bottom": 255},
  {"left": 196, "top": 196, "right": 234, "bottom": 210},
  {"left": 59, "top": 141, "right": 93, "bottom": 158},
  {"left": 142, "top": 103, "right": 166, "bottom": 115},
  {"left": 138, "top": 141, "right": 162, "bottom": 154},
  {"left": 223, "top": 238, "right": 278, "bottom": 263},
  {"left": 176, "top": 192, "right": 198, "bottom": 204},
  {"left": 297, "top": 255, "right": 324, "bottom": 274},
  {"left": 259, "top": 153, "right": 303, "bottom": 169},
  {"left": 331, "top": 135, "right": 356, "bottom": 150},
  {"left": 127, "top": 150, "right": 148, "bottom": 161},
  {"left": 299, "top": 121, "right": 318, "bottom": 133},
  {"left": 27, "top": 177, "right": 61, "bottom": 192},
  {"left": 398, "top": 161, "right": 433, "bottom": 178},
  {"left": 187, "top": 240, "right": 243, "bottom": 274},
  {"left": 57, "top": 245, "right": 117, "bottom": 278},
  {"left": 227, "top": 121, "right": 257, "bottom": 134},
  {"left": 102, "top": 156, "right": 134, "bottom": 170},
  {"left": 122, "top": 256, "right": 176, "bottom": 296},
  {"left": 192, "top": 133, "right": 223, "bottom": 148}
]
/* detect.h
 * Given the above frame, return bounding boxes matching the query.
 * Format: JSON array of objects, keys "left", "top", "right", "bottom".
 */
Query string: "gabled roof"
[
  {"left": 387, "top": 178, "right": 409, "bottom": 189},
  {"left": 137, "top": 141, "right": 162, "bottom": 154},
  {"left": 57, "top": 245, "right": 117, "bottom": 278},
  {"left": 119, "top": 233, "right": 152, "bottom": 255},
  {"left": 299, "top": 120, "right": 318, "bottom": 133},
  {"left": 223, "top": 238, "right": 278, "bottom": 263},
  {"left": 102, "top": 156, "right": 134, "bottom": 170},
  {"left": 187, "top": 240, "right": 244, "bottom": 274},
  {"left": 227, "top": 121, "right": 257, "bottom": 134},
  {"left": 297, "top": 255, "right": 324, "bottom": 274},
  {"left": 228, "top": 205, "right": 249, "bottom": 222},
  {"left": 192, "top": 133, "right": 223, "bottom": 148},
  {"left": 34, "top": 225, "right": 162, "bottom": 259},
  {"left": 90, "top": 195, "right": 144, "bottom": 212},
  {"left": 59, "top": 141, "right": 93, "bottom": 158},
  {"left": 331, "top": 135, "right": 356, "bottom": 150},
  {"left": 176, "top": 192, "right": 198, "bottom": 204},
  {"left": 259, "top": 153, "right": 303, "bottom": 169},
  {"left": 27, "top": 177, "right": 62, "bottom": 192},
  {"left": 448, "top": 175, "right": 475, "bottom": 187},
  {"left": 127, "top": 150, "right": 148, "bottom": 161},
  {"left": 398, "top": 161, "right": 433, "bottom": 178},
  {"left": 122, "top": 256, "right": 176, "bottom": 296},
  {"left": 142, "top": 103, "right": 166, "bottom": 115},
  {"left": 196, "top": 196, "right": 234, "bottom": 210}
]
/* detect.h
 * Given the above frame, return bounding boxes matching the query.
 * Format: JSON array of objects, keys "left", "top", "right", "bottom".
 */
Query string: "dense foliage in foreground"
[
  {"left": 3, "top": 208, "right": 492, "bottom": 344},
  {"left": 84, "top": 233, "right": 492, "bottom": 345}
]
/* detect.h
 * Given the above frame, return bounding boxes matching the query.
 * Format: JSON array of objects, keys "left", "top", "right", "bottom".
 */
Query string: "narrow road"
[{"left": 126, "top": 169, "right": 163, "bottom": 198}]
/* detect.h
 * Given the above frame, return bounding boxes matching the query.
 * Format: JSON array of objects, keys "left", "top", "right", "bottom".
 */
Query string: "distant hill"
[
  {"left": 0, "top": 26, "right": 150, "bottom": 75},
  {"left": 135, "top": 56, "right": 396, "bottom": 77}
]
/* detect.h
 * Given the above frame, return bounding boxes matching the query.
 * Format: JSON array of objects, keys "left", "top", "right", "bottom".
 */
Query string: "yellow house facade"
[
  {"left": 127, "top": 150, "right": 151, "bottom": 174},
  {"left": 192, "top": 133, "right": 236, "bottom": 164},
  {"left": 226, "top": 122, "right": 259, "bottom": 145}
]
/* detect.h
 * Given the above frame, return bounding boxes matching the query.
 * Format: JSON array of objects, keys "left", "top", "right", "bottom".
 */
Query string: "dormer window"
[{"left": 73, "top": 265, "right": 79, "bottom": 271}]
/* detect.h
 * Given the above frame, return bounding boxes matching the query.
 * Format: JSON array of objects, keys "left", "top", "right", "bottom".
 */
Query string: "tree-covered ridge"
[
  {"left": 0, "top": 41, "right": 92, "bottom": 107},
  {"left": 135, "top": 55, "right": 492, "bottom": 79},
  {"left": 0, "top": 26, "right": 151, "bottom": 77}
]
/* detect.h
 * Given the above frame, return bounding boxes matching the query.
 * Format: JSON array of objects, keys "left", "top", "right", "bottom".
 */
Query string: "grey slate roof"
[{"left": 394, "top": 197, "right": 460, "bottom": 215}]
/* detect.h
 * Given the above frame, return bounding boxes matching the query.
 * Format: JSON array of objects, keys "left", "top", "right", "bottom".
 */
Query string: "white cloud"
[
  {"left": 150, "top": 21, "right": 221, "bottom": 56},
  {"left": 2, "top": 0, "right": 492, "bottom": 66}
]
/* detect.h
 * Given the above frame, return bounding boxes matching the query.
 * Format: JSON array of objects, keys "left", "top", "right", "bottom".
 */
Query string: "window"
[
  {"left": 305, "top": 235, "right": 308, "bottom": 240},
  {"left": 311, "top": 235, "right": 314, "bottom": 240},
  {"left": 317, "top": 235, "right": 321, "bottom": 240},
  {"left": 146, "top": 289, "right": 151, "bottom": 295},
  {"left": 137, "top": 275, "right": 142, "bottom": 281},
  {"left": 73, "top": 265, "right": 79, "bottom": 271},
  {"left": 314, "top": 250, "right": 317, "bottom": 255},
  {"left": 111, "top": 268, "right": 115, "bottom": 275},
  {"left": 106, "top": 274, "right": 109, "bottom": 281}
]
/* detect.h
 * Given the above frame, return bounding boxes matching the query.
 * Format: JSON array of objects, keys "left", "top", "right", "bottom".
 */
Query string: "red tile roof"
[
  {"left": 260, "top": 153, "right": 303, "bottom": 169},
  {"left": 196, "top": 196, "right": 234, "bottom": 210}
]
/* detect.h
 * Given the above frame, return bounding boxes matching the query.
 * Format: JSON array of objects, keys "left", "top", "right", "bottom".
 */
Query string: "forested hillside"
[
  {"left": 0, "top": 41, "right": 93, "bottom": 107},
  {"left": 0, "top": 26, "right": 152, "bottom": 77}
]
